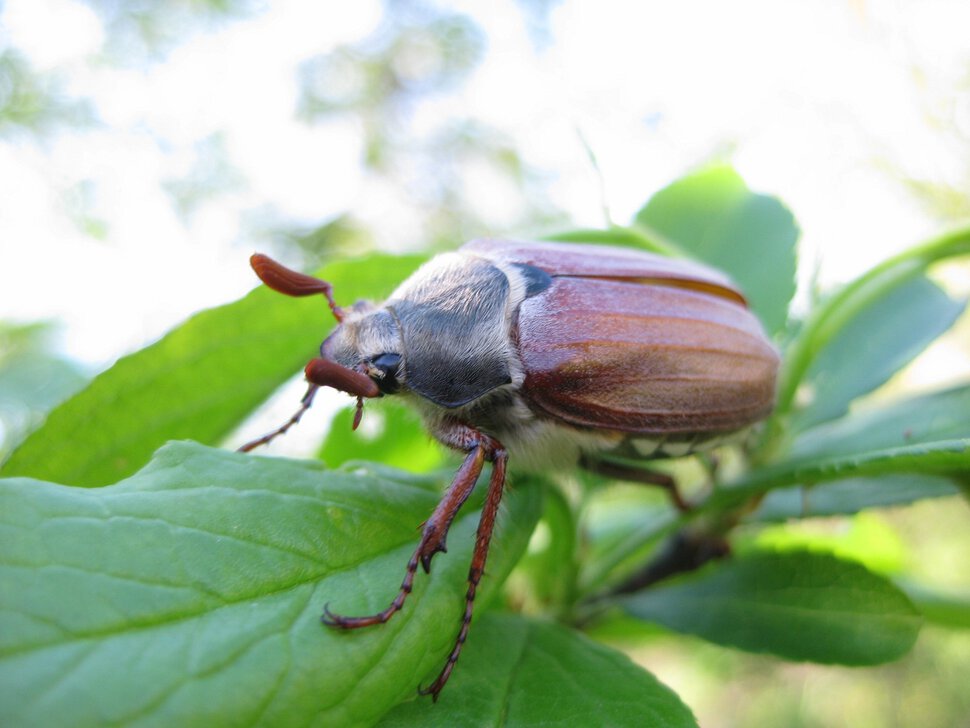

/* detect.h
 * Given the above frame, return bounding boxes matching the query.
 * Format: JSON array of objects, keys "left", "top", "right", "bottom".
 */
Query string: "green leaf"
[
  {"left": 746, "top": 512, "right": 908, "bottom": 575},
  {"left": 544, "top": 225, "right": 681, "bottom": 256},
  {"left": 0, "top": 254, "right": 425, "bottom": 486},
  {"left": 506, "top": 487, "right": 579, "bottom": 613},
  {"left": 791, "top": 384, "right": 970, "bottom": 461},
  {"left": 794, "top": 275, "right": 965, "bottom": 430},
  {"left": 710, "top": 439, "right": 969, "bottom": 512},
  {"left": 898, "top": 581, "right": 970, "bottom": 630},
  {"left": 320, "top": 400, "right": 445, "bottom": 473},
  {"left": 709, "top": 386, "right": 970, "bottom": 510},
  {"left": 752, "top": 474, "right": 960, "bottom": 521},
  {"left": 622, "top": 550, "right": 922, "bottom": 664},
  {"left": 773, "top": 224, "right": 970, "bottom": 419},
  {"left": 0, "top": 441, "right": 542, "bottom": 727},
  {"left": 635, "top": 164, "right": 798, "bottom": 334},
  {"left": 376, "top": 612, "right": 697, "bottom": 727}
]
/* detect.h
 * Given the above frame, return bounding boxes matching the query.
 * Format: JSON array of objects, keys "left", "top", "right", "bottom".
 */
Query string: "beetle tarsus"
[{"left": 421, "top": 544, "right": 446, "bottom": 574}]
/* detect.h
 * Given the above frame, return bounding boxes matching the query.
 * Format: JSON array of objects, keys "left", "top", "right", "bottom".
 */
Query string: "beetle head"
[
  {"left": 242, "top": 254, "right": 398, "bottom": 448},
  {"left": 320, "top": 305, "right": 404, "bottom": 396}
]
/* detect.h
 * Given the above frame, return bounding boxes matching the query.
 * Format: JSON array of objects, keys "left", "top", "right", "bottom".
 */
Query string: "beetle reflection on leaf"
[{"left": 239, "top": 239, "right": 779, "bottom": 699}]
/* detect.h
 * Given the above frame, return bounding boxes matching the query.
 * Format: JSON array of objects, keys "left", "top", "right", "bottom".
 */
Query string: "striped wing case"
[{"left": 467, "top": 239, "right": 780, "bottom": 435}]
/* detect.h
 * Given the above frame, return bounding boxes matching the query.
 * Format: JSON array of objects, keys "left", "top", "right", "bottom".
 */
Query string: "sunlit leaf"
[
  {"left": 0, "top": 441, "right": 541, "bottom": 727},
  {"left": 791, "top": 384, "right": 970, "bottom": 460},
  {"left": 377, "top": 612, "right": 697, "bottom": 727},
  {"left": 635, "top": 164, "right": 798, "bottom": 334},
  {"left": 708, "top": 386, "right": 970, "bottom": 509}
]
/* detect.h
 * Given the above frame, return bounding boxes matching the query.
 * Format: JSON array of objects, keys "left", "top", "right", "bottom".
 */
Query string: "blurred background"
[{"left": 1, "top": 1, "right": 969, "bottom": 725}]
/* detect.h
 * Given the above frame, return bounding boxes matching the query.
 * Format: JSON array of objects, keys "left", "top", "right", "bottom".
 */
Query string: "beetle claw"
[
  {"left": 420, "top": 543, "right": 447, "bottom": 574},
  {"left": 320, "top": 602, "right": 339, "bottom": 626},
  {"left": 418, "top": 680, "right": 444, "bottom": 702}
]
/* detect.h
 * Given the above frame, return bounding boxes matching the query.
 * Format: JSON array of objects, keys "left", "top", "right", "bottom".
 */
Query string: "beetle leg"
[
  {"left": 322, "top": 443, "right": 486, "bottom": 629},
  {"left": 420, "top": 439, "right": 508, "bottom": 701},
  {"left": 237, "top": 384, "right": 319, "bottom": 453},
  {"left": 579, "top": 455, "right": 691, "bottom": 512}
]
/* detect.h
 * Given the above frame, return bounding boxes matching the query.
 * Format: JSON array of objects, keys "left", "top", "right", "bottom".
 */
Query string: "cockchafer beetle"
[{"left": 240, "top": 239, "right": 780, "bottom": 699}]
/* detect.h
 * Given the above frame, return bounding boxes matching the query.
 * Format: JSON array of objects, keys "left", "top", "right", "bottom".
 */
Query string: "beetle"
[{"left": 240, "top": 239, "right": 779, "bottom": 700}]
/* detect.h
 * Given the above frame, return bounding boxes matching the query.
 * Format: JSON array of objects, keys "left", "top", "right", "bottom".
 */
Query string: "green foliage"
[
  {"left": 378, "top": 613, "right": 697, "bottom": 727},
  {"left": 0, "top": 254, "right": 425, "bottom": 486},
  {"left": 2, "top": 165, "right": 968, "bottom": 726},
  {"left": 623, "top": 550, "right": 921, "bottom": 664},
  {"left": 0, "top": 442, "right": 541, "bottom": 727},
  {"left": 0, "top": 321, "right": 88, "bottom": 459},
  {"left": 635, "top": 164, "right": 799, "bottom": 335}
]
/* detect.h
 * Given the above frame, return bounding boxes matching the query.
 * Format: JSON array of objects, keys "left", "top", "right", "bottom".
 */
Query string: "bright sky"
[{"left": 1, "top": 0, "right": 969, "bottom": 369}]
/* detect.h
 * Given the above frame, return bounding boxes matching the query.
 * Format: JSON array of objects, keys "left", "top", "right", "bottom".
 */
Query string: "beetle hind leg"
[{"left": 580, "top": 454, "right": 691, "bottom": 512}]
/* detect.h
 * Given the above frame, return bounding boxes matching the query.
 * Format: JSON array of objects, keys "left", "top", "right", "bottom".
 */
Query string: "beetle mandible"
[{"left": 240, "top": 239, "right": 780, "bottom": 700}]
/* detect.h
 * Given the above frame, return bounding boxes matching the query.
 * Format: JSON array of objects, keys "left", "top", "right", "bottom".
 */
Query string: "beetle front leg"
[{"left": 321, "top": 442, "right": 487, "bottom": 629}]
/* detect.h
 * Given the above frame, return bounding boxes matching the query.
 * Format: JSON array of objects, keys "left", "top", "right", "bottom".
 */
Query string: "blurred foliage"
[
  {"left": 0, "top": 49, "right": 93, "bottom": 137},
  {"left": 0, "top": 322, "right": 87, "bottom": 460},
  {"left": 289, "top": 4, "right": 566, "bottom": 264},
  {"left": 162, "top": 132, "right": 246, "bottom": 222},
  {"left": 868, "top": 52, "right": 970, "bottom": 223},
  {"left": 83, "top": 0, "right": 260, "bottom": 64}
]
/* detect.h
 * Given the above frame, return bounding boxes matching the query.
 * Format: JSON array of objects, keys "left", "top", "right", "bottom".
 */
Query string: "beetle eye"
[{"left": 371, "top": 353, "right": 402, "bottom": 394}]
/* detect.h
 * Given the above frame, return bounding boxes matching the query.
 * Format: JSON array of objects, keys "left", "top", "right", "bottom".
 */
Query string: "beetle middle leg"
[{"left": 579, "top": 454, "right": 691, "bottom": 512}]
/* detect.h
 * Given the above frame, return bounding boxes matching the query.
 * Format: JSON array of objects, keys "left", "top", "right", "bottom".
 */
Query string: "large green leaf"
[
  {"left": 0, "top": 441, "right": 542, "bottom": 727},
  {"left": 0, "top": 254, "right": 425, "bottom": 486},
  {"left": 377, "top": 612, "right": 697, "bottom": 727},
  {"left": 793, "top": 275, "right": 965, "bottom": 431},
  {"left": 623, "top": 550, "right": 922, "bottom": 664},
  {"left": 635, "top": 164, "right": 798, "bottom": 335}
]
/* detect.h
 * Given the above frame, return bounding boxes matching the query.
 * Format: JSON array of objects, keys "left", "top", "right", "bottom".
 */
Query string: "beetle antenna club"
[
  {"left": 250, "top": 253, "right": 346, "bottom": 322},
  {"left": 241, "top": 241, "right": 779, "bottom": 699}
]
